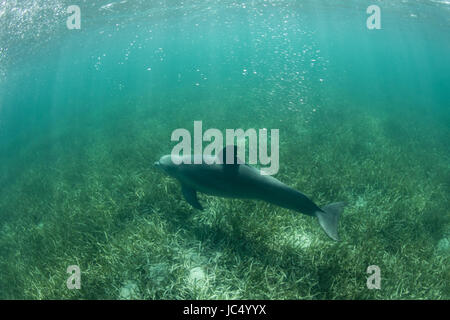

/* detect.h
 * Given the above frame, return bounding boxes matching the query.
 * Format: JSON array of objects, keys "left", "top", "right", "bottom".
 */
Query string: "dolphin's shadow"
[{"left": 146, "top": 195, "right": 327, "bottom": 294}]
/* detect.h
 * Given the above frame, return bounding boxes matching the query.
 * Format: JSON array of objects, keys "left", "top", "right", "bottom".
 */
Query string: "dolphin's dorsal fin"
[
  {"left": 181, "top": 184, "right": 203, "bottom": 210},
  {"left": 216, "top": 145, "right": 244, "bottom": 164},
  {"left": 216, "top": 145, "right": 243, "bottom": 174}
]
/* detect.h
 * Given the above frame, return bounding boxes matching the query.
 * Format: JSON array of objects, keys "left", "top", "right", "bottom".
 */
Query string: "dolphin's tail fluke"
[{"left": 315, "top": 202, "right": 346, "bottom": 241}]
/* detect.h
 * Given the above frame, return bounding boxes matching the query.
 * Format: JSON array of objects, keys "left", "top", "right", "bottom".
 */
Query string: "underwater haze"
[{"left": 0, "top": 0, "right": 449, "bottom": 299}]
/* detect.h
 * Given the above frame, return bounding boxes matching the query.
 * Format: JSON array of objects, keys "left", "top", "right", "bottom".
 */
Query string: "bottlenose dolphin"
[{"left": 155, "top": 146, "right": 345, "bottom": 240}]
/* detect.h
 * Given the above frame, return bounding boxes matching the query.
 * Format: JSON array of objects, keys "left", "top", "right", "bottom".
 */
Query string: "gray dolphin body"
[{"left": 155, "top": 150, "right": 345, "bottom": 240}]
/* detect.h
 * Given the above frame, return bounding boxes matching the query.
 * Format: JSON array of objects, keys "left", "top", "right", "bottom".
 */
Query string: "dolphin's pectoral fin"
[{"left": 181, "top": 184, "right": 203, "bottom": 210}]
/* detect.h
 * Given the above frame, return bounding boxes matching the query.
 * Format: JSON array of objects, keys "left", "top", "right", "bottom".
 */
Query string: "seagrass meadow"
[{"left": 0, "top": 0, "right": 449, "bottom": 299}]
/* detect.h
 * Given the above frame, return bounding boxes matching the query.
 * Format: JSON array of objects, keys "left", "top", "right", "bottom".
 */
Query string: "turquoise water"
[{"left": 0, "top": 0, "right": 449, "bottom": 299}]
